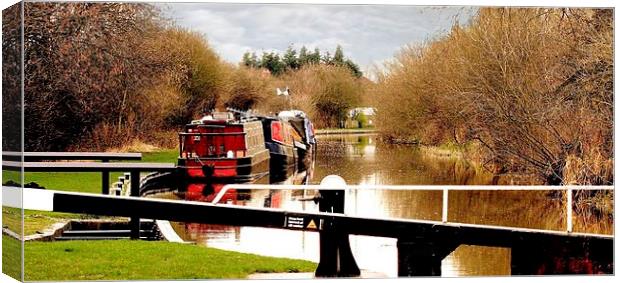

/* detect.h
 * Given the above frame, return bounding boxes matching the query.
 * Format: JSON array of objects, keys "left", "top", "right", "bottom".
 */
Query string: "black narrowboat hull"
[
  {"left": 265, "top": 141, "right": 296, "bottom": 180},
  {"left": 296, "top": 145, "right": 314, "bottom": 171}
]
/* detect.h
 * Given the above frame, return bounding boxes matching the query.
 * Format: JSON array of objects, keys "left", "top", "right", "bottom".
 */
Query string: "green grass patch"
[
  {"left": 2, "top": 235, "right": 22, "bottom": 280},
  {"left": 24, "top": 172, "right": 114, "bottom": 194},
  {"left": 2, "top": 169, "right": 21, "bottom": 185},
  {"left": 2, "top": 206, "right": 22, "bottom": 235},
  {"left": 3, "top": 168, "right": 118, "bottom": 194},
  {"left": 24, "top": 239, "right": 316, "bottom": 281},
  {"left": 139, "top": 149, "right": 178, "bottom": 163},
  {"left": 2, "top": 207, "right": 110, "bottom": 236}
]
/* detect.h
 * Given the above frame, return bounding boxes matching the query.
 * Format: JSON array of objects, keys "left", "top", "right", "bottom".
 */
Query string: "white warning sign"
[{"left": 285, "top": 216, "right": 305, "bottom": 229}]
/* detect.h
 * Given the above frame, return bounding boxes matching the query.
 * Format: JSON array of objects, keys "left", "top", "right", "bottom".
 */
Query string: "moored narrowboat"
[
  {"left": 178, "top": 112, "right": 270, "bottom": 183},
  {"left": 276, "top": 110, "right": 316, "bottom": 170}
]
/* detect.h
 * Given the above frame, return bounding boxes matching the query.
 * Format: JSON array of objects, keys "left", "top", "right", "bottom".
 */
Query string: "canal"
[{"left": 164, "top": 134, "right": 612, "bottom": 277}]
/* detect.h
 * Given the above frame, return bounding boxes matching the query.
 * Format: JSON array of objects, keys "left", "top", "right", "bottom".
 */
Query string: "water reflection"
[
  {"left": 170, "top": 168, "right": 323, "bottom": 263},
  {"left": 162, "top": 134, "right": 612, "bottom": 277},
  {"left": 314, "top": 134, "right": 500, "bottom": 186}
]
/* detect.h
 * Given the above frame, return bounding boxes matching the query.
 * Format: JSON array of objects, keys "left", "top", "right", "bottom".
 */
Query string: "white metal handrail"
[
  {"left": 219, "top": 184, "right": 611, "bottom": 191},
  {"left": 216, "top": 176, "right": 613, "bottom": 233}
]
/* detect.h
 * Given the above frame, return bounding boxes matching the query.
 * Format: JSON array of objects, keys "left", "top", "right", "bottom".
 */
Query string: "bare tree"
[{"left": 23, "top": 2, "right": 168, "bottom": 151}]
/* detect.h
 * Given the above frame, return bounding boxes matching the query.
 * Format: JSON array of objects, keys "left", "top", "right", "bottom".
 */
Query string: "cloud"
[
  {"left": 180, "top": 9, "right": 246, "bottom": 42},
  {"left": 160, "top": 3, "right": 476, "bottom": 77}
]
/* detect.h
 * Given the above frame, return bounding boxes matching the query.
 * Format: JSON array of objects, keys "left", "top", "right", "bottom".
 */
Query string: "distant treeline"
[
  {"left": 373, "top": 8, "right": 613, "bottom": 185},
  {"left": 241, "top": 46, "right": 363, "bottom": 78},
  {"left": 8, "top": 2, "right": 367, "bottom": 152}
]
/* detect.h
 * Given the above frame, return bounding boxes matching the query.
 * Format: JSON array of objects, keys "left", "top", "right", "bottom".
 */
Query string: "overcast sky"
[{"left": 159, "top": 3, "right": 476, "bottom": 78}]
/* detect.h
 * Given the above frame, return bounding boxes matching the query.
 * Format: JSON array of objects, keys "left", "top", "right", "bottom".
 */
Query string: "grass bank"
[
  {"left": 2, "top": 207, "right": 115, "bottom": 236},
  {"left": 16, "top": 235, "right": 315, "bottom": 280},
  {"left": 2, "top": 235, "right": 21, "bottom": 280},
  {"left": 418, "top": 142, "right": 471, "bottom": 159}
]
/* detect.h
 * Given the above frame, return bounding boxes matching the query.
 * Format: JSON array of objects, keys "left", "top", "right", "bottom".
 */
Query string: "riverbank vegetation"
[{"left": 373, "top": 8, "right": 613, "bottom": 186}]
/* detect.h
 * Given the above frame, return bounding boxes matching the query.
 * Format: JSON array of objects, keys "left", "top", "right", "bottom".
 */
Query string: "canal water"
[{"left": 165, "top": 134, "right": 612, "bottom": 277}]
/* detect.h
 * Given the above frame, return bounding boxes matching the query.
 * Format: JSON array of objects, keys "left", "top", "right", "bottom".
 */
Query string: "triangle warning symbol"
[{"left": 307, "top": 219, "right": 317, "bottom": 229}]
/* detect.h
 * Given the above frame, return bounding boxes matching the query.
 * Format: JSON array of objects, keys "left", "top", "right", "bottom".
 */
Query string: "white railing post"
[
  {"left": 320, "top": 175, "right": 347, "bottom": 189},
  {"left": 442, "top": 188, "right": 449, "bottom": 223},
  {"left": 566, "top": 188, "right": 573, "bottom": 233},
  {"left": 320, "top": 175, "right": 348, "bottom": 214},
  {"left": 212, "top": 185, "right": 230, "bottom": 204}
]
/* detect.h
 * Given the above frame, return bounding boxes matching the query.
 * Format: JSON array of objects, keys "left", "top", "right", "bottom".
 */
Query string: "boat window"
[{"left": 209, "top": 145, "right": 215, "bottom": 155}]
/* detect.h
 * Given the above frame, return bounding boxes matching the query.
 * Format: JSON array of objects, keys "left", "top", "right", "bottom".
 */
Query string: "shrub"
[
  {"left": 374, "top": 8, "right": 613, "bottom": 184},
  {"left": 224, "top": 67, "right": 272, "bottom": 111},
  {"left": 156, "top": 28, "right": 230, "bottom": 126},
  {"left": 353, "top": 113, "right": 369, "bottom": 128}
]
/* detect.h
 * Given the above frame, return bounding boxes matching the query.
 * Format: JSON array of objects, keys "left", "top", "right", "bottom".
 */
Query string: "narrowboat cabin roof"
[{"left": 186, "top": 112, "right": 262, "bottom": 127}]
